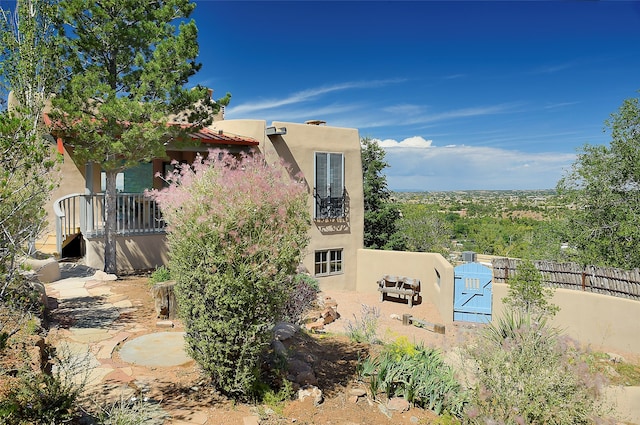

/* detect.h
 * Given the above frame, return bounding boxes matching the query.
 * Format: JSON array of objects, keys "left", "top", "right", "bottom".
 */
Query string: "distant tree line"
[{"left": 362, "top": 91, "right": 640, "bottom": 270}]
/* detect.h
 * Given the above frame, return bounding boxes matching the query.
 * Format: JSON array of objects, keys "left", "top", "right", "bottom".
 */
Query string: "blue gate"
[{"left": 454, "top": 262, "right": 492, "bottom": 323}]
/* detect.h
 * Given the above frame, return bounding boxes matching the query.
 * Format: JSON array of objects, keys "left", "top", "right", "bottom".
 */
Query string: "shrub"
[
  {"left": 150, "top": 150, "right": 310, "bottom": 398},
  {"left": 0, "top": 342, "right": 90, "bottom": 424},
  {"left": 346, "top": 304, "right": 381, "bottom": 344},
  {"left": 280, "top": 273, "right": 319, "bottom": 324},
  {"left": 358, "top": 337, "right": 467, "bottom": 416},
  {"left": 94, "top": 395, "right": 166, "bottom": 425},
  {"left": 149, "top": 265, "right": 171, "bottom": 284},
  {"left": 503, "top": 259, "right": 559, "bottom": 317},
  {"left": 464, "top": 311, "right": 609, "bottom": 424}
]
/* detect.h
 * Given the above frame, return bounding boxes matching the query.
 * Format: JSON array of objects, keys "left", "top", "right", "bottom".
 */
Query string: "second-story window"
[{"left": 314, "top": 152, "right": 345, "bottom": 219}]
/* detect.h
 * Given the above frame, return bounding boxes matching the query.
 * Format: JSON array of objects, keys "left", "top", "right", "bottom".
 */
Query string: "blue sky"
[{"left": 190, "top": 1, "right": 640, "bottom": 191}]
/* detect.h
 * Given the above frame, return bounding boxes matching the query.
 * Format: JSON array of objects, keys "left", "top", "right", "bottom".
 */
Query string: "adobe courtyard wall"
[
  {"left": 492, "top": 282, "right": 640, "bottom": 355},
  {"left": 355, "top": 249, "right": 455, "bottom": 325}
]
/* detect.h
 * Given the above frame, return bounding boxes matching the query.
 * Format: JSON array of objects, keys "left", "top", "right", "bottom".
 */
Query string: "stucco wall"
[
  {"left": 355, "top": 249, "right": 455, "bottom": 324},
  {"left": 214, "top": 120, "right": 365, "bottom": 291},
  {"left": 43, "top": 146, "right": 87, "bottom": 237},
  {"left": 492, "top": 282, "right": 640, "bottom": 354},
  {"left": 85, "top": 234, "right": 168, "bottom": 272}
]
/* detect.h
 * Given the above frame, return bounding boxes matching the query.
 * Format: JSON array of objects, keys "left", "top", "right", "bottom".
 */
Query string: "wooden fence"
[{"left": 492, "top": 258, "right": 640, "bottom": 301}]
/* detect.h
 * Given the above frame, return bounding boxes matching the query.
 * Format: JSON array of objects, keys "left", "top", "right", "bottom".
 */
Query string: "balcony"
[{"left": 313, "top": 187, "right": 346, "bottom": 220}]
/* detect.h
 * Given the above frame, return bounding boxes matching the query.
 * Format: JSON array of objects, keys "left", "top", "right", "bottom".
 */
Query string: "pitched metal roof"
[
  {"left": 43, "top": 113, "right": 259, "bottom": 147},
  {"left": 187, "top": 126, "right": 259, "bottom": 146}
]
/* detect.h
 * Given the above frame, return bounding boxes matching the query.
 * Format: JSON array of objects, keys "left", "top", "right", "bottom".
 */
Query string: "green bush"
[
  {"left": 149, "top": 265, "right": 171, "bottom": 284},
  {"left": 503, "top": 259, "right": 559, "bottom": 317},
  {"left": 0, "top": 343, "right": 90, "bottom": 424},
  {"left": 464, "top": 312, "right": 609, "bottom": 424},
  {"left": 358, "top": 337, "right": 467, "bottom": 416},
  {"left": 151, "top": 150, "right": 310, "bottom": 398}
]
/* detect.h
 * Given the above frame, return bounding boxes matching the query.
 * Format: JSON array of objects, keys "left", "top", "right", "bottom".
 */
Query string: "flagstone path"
[{"left": 44, "top": 263, "right": 258, "bottom": 425}]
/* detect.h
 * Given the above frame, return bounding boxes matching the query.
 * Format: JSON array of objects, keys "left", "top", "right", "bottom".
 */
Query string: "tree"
[
  {"left": 51, "top": 0, "right": 227, "bottom": 273},
  {"left": 503, "top": 259, "right": 558, "bottom": 317},
  {"left": 0, "top": 0, "right": 60, "bottom": 297},
  {"left": 397, "top": 204, "right": 452, "bottom": 254},
  {"left": 361, "top": 137, "right": 405, "bottom": 250},
  {"left": 557, "top": 94, "right": 640, "bottom": 269},
  {"left": 151, "top": 150, "right": 310, "bottom": 397}
]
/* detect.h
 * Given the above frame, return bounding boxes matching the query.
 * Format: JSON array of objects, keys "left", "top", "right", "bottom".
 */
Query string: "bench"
[{"left": 377, "top": 275, "right": 421, "bottom": 307}]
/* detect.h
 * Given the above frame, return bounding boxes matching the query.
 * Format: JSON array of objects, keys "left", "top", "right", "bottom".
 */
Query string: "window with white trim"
[
  {"left": 314, "top": 152, "right": 345, "bottom": 219},
  {"left": 314, "top": 249, "right": 343, "bottom": 276}
]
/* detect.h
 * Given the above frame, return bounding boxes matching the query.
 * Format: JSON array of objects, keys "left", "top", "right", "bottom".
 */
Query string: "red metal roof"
[
  {"left": 187, "top": 126, "right": 259, "bottom": 146},
  {"left": 43, "top": 113, "right": 259, "bottom": 147}
]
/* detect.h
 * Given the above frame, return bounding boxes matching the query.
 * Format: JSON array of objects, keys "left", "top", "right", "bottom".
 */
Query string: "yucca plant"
[{"left": 465, "top": 311, "right": 610, "bottom": 424}]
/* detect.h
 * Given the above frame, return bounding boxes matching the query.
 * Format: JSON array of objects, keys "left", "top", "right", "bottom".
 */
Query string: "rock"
[
  {"left": 272, "top": 339, "right": 287, "bottom": 356},
  {"left": 273, "top": 322, "right": 298, "bottom": 341},
  {"left": 23, "top": 256, "right": 61, "bottom": 283},
  {"left": 305, "top": 320, "right": 324, "bottom": 332},
  {"left": 288, "top": 359, "right": 313, "bottom": 377},
  {"left": 298, "top": 385, "right": 323, "bottom": 406},
  {"left": 242, "top": 416, "right": 260, "bottom": 425},
  {"left": 348, "top": 395, "right": 359, "bottom": 403},
  {"left": 156, "top": 320, "right": 174, "bottom": 328},
  {"left": 29, "top": 280, "right": 48, "bottom": 315},
  {"left": 93, "top": 270, "right": 118, "bottom": 281},
  {"left": 378, "top": 403, "right": 392, "bottom": 418},
  {"left": 349, "top": 388, "right": 367, "bottom": 397},
  {"left": 322, "top": 296, "right": 338, "bottom": 309},
  {"left": 321, "top": 307, "right": 338, "bottom": 324},
  {"left": 390, "top": 313, "right": 402, "bottom": 321},
  {"left": 387, "top": 397, "right": 410, "bottom": 412}
]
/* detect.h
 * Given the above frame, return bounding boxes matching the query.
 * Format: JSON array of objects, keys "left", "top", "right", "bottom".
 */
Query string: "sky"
[{"left": 188, "top": 0, "right": 640, "bottom": 191}]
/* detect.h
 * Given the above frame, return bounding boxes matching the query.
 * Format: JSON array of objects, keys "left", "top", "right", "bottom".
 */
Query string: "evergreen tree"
[
  {"left": 503, "top": 259, "right": 558, "bottom": 317},
  {"left": 51, "top": 0, "right": 227, "bottom": 273},
  {"left": 557, "top": 94, "right": 640, "bottom": 269},
  {"left": 361, "top": 137, "right": 404, "bottom": 250}
]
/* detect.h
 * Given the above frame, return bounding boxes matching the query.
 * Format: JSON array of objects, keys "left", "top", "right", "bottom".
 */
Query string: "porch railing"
[{"left": 54, "top": 192, "right": 166, "bottom": 254}]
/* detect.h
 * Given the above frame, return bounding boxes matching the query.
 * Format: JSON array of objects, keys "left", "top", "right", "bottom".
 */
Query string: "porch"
[{"left": 53, "top": 192, "right": 168, "bottom": 271}]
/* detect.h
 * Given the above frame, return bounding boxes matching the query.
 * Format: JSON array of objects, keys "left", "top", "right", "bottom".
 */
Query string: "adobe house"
[
  {"left": 36, "top": 95, "right": 640, "bottom": 357},
  {"left": 40, "top": 106, "right": 368, "bottom": 286},
  {"left": 31, "top": 89, "right": 453, "bottom": 330}
]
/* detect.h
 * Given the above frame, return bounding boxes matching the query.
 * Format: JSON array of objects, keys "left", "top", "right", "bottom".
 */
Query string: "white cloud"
[
  {"left": 375, "top": 136, "right": 433, "bottom": 149},
  {"left": 227, "top": 79, "right": 405, "bottom": 115},
  {"left": 379, "top": 139, "right": 576, "bottom": 191}
]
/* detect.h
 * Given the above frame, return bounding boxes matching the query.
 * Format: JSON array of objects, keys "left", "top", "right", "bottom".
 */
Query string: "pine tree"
[
  {"left": 361, "top": 137, "right": 405, "bottom": 250},
  {"left": 51, "top": 0, "right": 225, "bottom": 273}
]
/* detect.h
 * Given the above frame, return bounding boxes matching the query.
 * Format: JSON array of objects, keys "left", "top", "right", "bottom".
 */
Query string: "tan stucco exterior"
[
  {"left": 212, "top": 120, "right": 365, "bottom": 291},
  {"left": 85, "top": 234, "right": 168, "bottom": 272},
  {"left": 492, "top": 282, "right": 640, "bottom": 355},
  {"left": 355, "top": 249, "right": 455, "bottom": 324}
]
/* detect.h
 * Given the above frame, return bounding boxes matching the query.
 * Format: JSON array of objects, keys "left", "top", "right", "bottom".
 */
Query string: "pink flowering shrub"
[{"left": 149, "top": 149, "right": 310, "bottom": 397}]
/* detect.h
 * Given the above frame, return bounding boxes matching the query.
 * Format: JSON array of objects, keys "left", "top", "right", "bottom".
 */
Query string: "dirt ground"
[{"left": 58, "top": 275, "right": 471, "bottom": 424}]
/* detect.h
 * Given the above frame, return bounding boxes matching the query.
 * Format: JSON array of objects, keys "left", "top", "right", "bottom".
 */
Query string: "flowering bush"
[
  {"left": 149, "top": 149, "right": 310, "bottom": 397},
  {"left": 464, "top": 312, "right": 609, "bottom": 424}
]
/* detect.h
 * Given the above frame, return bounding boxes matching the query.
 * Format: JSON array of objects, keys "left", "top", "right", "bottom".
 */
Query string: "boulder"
[
  {"left": 298, "top": 385, "right": 323, "bottom": 406},
  {"left": 387, "top": 397, "right": 410, "bottom": 412},
  {"left": 22, "top": 257, "right": 60, "bottom": 283}
]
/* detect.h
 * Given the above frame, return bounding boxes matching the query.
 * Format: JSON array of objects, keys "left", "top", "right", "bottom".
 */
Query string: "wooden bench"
[{"left": 377, "top": 275, "right": 421, "bottom": 307}]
